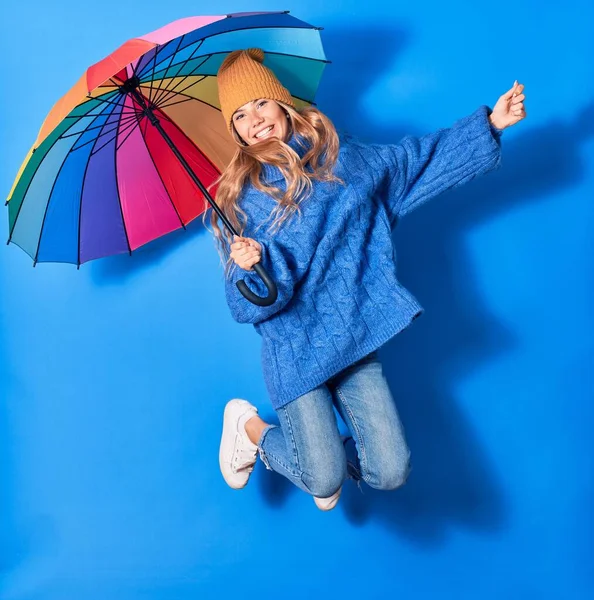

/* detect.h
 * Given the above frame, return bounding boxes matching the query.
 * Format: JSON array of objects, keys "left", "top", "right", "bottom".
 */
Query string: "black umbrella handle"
[{"left": 236, "top": 262, "right": 278, "bottom": 307}]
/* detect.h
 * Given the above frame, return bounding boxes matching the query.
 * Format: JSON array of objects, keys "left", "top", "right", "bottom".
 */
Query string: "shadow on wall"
[
  {"left": 85, "top": 24, "right": 594, "bottom": 541},
  {"left": 255, "top": 27, "right": 594, "bottom": 543}
]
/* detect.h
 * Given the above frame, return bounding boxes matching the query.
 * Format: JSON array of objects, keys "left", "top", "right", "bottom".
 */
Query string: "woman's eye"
[
  {"left": 258, "top": 100, "right": 267, "bottom": 108},
  {"left": 235, "top": 114, "right": 243, "bottom": 121}
]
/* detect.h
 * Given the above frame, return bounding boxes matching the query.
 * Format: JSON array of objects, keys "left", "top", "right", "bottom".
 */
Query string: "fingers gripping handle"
[{"left": 236, "top": 262, "right": 278, "bottom": 307}]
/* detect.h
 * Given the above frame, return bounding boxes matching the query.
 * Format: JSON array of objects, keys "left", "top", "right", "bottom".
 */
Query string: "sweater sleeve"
[
  {"left": 224, "top": 213, "right": 310, "bottom": 325},
  {"left": 364, "top": 104, "right": 503, "bottom": 227}
]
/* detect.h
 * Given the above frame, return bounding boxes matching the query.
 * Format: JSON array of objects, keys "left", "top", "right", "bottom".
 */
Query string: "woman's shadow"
[
  {"left": 256, "top": 26, "right": 593, "bottom": 542},
  {"left": 88, "top": 25, "right": 594, "bottom": 542}
]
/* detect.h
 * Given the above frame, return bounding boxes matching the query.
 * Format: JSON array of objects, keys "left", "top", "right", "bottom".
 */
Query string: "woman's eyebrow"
[{"left": 232, "top": 100, "right": 259, "bottom": 118}]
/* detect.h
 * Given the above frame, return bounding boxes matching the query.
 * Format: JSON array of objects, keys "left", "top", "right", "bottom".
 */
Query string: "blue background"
[{"left": 1, "top": 1, "right": 593, "bottom": 598}]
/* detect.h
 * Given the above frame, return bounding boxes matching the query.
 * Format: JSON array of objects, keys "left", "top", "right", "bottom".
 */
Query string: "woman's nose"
[{"left": 250, "top": 116, "right": 264, "bottom": 131}]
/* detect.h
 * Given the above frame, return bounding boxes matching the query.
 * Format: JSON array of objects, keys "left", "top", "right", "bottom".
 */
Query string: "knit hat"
[{"left": 217, "top": 48, "right": 295, "bottom": 135}]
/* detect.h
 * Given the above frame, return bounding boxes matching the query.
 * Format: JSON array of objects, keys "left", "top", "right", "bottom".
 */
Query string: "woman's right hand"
[{"left": 230, "top": 235, "right": 262, "bottom": 271}]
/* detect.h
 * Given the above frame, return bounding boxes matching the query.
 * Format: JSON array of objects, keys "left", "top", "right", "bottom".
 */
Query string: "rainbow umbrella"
[{"left": 6, "top": 11, "right": 329, "bottom": 306}]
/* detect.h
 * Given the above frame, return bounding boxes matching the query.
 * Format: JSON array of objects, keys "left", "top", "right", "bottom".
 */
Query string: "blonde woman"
[{"left": 209, "top": 48, "right": 526, "bottom": 510}]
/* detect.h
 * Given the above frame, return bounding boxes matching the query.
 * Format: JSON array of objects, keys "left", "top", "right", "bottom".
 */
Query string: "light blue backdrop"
[{"left": 1, "top": 1, "right": 593, "bottom": 599}]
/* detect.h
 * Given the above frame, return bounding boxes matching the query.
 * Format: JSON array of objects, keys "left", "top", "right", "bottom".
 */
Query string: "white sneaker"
[
  {"left": 219, "top": 399, "right": 259, "bottom": 489},
  {"left": 314, "top": 485, "right": 342, "bottom": 511}
]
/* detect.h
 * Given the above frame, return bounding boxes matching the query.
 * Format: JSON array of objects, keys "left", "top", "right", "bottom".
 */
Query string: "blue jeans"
[{"left": 257, "top": 351, "right": 411, "bottom": 497}]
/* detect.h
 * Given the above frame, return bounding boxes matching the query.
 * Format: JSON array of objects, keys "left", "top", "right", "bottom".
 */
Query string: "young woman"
[{"left": 207, "top": 48, "right": 526, "bottom": 510}]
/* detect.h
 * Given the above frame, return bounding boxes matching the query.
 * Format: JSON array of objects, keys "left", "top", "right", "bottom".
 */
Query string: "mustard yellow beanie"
[{"left": 217, "top": 48, "right": 295, "bottom": 135}]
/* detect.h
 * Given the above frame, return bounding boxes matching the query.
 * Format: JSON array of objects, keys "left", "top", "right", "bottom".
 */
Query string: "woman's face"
[{"left": 232, "top": 99, "right": 290, "bottom": 146}]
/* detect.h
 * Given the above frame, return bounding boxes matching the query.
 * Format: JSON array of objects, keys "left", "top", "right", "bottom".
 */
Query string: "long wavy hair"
[{"left": 202, "top": 101, "right": 344, "bottom": 278}]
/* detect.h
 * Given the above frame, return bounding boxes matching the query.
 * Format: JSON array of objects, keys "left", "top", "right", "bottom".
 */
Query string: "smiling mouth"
[{"left": 254, "top": 125, "right": 274, "bottom": 139}]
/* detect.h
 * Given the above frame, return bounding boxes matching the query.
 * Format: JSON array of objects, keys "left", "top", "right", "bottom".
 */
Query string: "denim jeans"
[{"left": 257, "top": 350, "right": 411, "bottom": 497}]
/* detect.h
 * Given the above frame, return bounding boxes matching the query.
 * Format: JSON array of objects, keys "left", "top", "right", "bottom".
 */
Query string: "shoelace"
[{"left": 232, "top": 434, "right": 257, "bottom": 474}]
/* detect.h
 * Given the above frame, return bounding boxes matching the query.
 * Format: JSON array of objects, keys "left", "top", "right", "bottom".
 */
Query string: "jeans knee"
[
  {"left": 365, "top": 452, "right": 411, "bottom": 491},
  {"left": 302, "top": 464, "right": 346, "bottom": 498}
]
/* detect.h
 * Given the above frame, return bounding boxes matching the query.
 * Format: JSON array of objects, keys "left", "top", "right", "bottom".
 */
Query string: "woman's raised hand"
[
  {"left": 490, "top": 80, "right": 527, "bottom": 130},
  {"left": 230, "top": 235, "right": 262, "bottom": 271}
]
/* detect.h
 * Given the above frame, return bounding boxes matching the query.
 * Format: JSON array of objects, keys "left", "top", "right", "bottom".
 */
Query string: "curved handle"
[{"left": 236, "top": 261, "right": 278, "bottom": 307}]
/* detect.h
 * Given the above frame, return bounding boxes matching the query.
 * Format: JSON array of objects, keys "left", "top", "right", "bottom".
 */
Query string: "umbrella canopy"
[{"left": 6, "top": 11, "right": 328, "bottom": 267}]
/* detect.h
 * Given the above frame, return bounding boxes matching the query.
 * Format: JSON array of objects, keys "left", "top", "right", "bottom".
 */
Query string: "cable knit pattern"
[{"left": 224, "top": 104, "right": 504, "bottom": 409}]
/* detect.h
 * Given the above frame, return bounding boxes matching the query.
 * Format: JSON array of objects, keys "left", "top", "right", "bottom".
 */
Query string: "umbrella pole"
[{"left": 128, "top": 87, "right": 278, "bottom": 308}]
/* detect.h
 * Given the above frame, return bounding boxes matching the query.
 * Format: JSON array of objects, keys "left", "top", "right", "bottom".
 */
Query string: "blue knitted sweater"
[{"left": 225, "top": 104, "right": 503, "bottom": 410}]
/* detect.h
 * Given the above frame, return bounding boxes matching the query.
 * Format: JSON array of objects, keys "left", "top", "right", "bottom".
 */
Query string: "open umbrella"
[{"left": 6, "top": 11, "right": 329, "bottom": 306}]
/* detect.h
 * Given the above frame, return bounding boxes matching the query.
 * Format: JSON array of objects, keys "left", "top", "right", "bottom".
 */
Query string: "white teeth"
[{"left": 255, "top": 126, "right": 273, "bottom": 138}]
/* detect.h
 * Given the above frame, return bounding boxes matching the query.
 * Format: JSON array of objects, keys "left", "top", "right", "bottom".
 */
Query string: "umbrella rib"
[
  {"left": 151, "top": 48, "right": 330, "bottom": 79},
  {"left": 148, "top": 50, "right": 328, "bottom": 112},
  {"left": 65, "top": 108, "right": 139, "bottom": 122},
  {"left": 8, "top": 94, "right": 124, "bottom": 242},
  {"left": 128, "top": 58, "right": 154, "bottom": 148},
  {"left": 145, "top": 39, "right": 166, "bottom": 109},
  {"left": 156, "top": 86, "right": 316, "bottom": 112},
  {"left": 76, "top": 97, "right": 127, "bottom": 267},
  {"left": 74, "top": 119, "right": 138, "bottom": 154},
  {"left": 157, "top": 90, "right": 221, "bottom": 114},
  {"left": 152, "top": 75, "right": 208, "bottom": 110},
  {"left": 32, "top": 143, "right": 80, "bottom": 265},
  {"left": 84, "top": 92, "right": 131, "bottom": 112},
  {"left": 86, "top": 93, "right": 140, "bottom": 156},
  {"left": 114, "top": 116, "right": 142, "bottom": 152},
  {"left": 135, "top": 85, "right": 222, "bottom": 116},
  {"left": 34, "top": 94, "right": 125, "bottom": 265},
  {"left": 112, "top": 100, "right": 133, "bottom": 258},
  {"left": 91, "top": 110, "right": 139, "bottom": 156},
  {"left": 62, "top": 93, "right": 122, "bottom": 116},
  {"left": 151, "top": 96, "right": 194, "bottom": 111},
  {"left": 70, "top": 112, "right": 139, "bottom": 154},
  {"left": 142, "top": 23, "right": 327, "bottom": 76},
  {"left": 151, "top": 45, "right": 208, "bottom": 108},
  {"left": 61, "top": 112, "right": 139, "bottom": 141},
  {"left": 149, "top": 36, "right": 186, "bottom": 107},
  {"left": 132, "top": 107, "right": 186, "bottom": 230}
]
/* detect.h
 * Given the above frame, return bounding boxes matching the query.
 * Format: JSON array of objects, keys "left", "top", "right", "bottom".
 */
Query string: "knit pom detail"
[
  {"left": 219, "top": 48, "right": 264, "bottom": 74},
  {"left": 219, "top": 50, "right": 242, "bottom": 73},
  {"left": 246, "top": 48, "right": 265, "bottom": 63}
]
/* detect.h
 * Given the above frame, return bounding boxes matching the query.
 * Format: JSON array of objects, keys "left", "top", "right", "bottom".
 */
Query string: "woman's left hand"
[{"left": 490, "top": 80, "right": 527, "bottom": 130}]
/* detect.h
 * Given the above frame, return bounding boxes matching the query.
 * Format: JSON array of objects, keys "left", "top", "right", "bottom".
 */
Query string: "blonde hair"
[{"left": 202, "top": 101, "right": 344, "bottom": 278}]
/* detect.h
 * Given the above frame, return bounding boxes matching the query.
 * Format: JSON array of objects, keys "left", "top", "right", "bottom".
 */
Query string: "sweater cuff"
[{"left": 486, "top": 106, "right": 505, "bottom": 137}]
